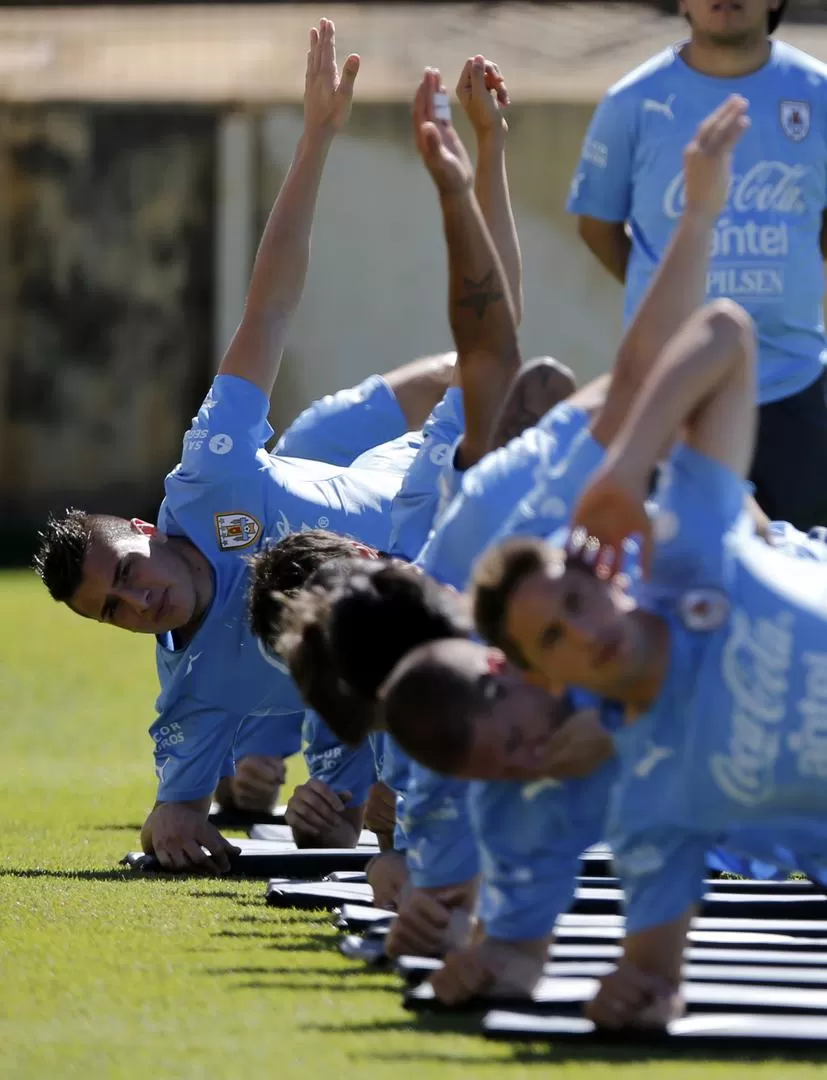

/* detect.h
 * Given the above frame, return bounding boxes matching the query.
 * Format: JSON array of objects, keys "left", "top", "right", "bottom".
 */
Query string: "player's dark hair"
[
  {"left": 769, "top": 0, "right": 787, "bottom": 34},
  {"left": 247, "top": 530, "right": 370, "bottom": 646},
  {"left": 326, "top": 560, "right": 472, "bottom": 700},
  {"left": 276, "top": 558, "right": 471, "bottom": 745},
  {"left": 277, "top": 573, "right": 380, "bottom": 746},
  {"left": 379, "top": 642, "right": 480, "bottom": 774},
  {"left": 471, "top": 536, "right": 550, "bottom": 668},
  {"left": 32, "top": 509, "right": 131, "bottom": 605}
]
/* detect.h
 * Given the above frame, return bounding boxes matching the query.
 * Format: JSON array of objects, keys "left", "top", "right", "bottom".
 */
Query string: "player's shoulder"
[
  {"left": 604, "top": 46, "right": 680, "bottom": 104},
  {"left": 770, "top": 40, "right": 827, "bottom": 85}
]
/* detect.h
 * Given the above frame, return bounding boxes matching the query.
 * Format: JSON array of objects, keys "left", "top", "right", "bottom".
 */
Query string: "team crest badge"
[
  {"left": 215, "top": 511, "right": 261, "bottom": 551},
  {"left": 780, "top": 100, "right": 810, "bottom": 142},
  {"left": 678, "top": 587, "right": 730, "bottom": 632}
]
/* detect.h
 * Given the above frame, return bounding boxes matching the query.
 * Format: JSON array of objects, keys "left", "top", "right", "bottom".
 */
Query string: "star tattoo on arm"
[{"left": 455, "top": 270, "right": 504, "bottom": 320}]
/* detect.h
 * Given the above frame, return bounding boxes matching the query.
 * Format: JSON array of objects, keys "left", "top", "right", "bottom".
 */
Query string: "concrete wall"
[
  {"left": 259, "top": 101, "right": 622, "bottom": 436},
  {"left": 1, "top": 99, "right": 618, "bottom": 540}
]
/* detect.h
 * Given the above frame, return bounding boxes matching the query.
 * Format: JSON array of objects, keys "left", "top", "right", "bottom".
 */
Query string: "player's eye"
[
  {"left": 481, "top": 674, "right": 504, "bottom": 702},
  {"left": 562, "top": 589, "right": 582, "bottom": 617}
]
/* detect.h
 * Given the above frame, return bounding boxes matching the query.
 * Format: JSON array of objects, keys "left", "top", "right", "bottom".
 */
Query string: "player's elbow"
[{"left": 700, "top": 299, "right": 757, "bottom": 380}]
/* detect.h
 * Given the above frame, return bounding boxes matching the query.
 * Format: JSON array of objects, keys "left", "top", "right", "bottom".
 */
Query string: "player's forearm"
[
  {"left": 608, "top": 302, "right": 748, "bottom": 483},
  {"left": 577, "top": 218, "right": 630, "bottom": 285},
  {"left": 244, "top": 129, "right": 333, "bottom": 318},
  {"left": 622, "top": 907, "right": 696, "bottom": 987},
  {"left": 441, "top": 188, "right": 518, "bottom": 367},
  {"left": 441, "top": 188, "right": 520, "bottom": 459},
  {"left": 474, "top": 131, "right": 523, "bottom": 325},
  {"left": 613, "top": 209, "right": 714, "bottom": 391}
]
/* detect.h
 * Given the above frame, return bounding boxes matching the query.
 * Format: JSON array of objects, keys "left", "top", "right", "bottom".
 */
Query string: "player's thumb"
[
  {"left": 420, "top": 121, "right": 441, "bottom": 157},
  {"left": 339, "top": 54, "right": 360, "bottom": 97},
  {"left": 470, "top": 54, "right": 487, "bottom": 93},
  {"left": 336, "top": 790, "right": 353, "bottom": 808}
]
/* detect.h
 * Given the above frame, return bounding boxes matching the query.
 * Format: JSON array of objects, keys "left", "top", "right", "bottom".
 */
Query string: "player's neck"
[
  {"left": 681, "top": 35, "right": 771, "bottom": 79},
  {"left": 168, "top": 536, "right": 215, "bottom": 641},
  {"left": 618, "top": 610, "right": 670, "bottom": 718}
]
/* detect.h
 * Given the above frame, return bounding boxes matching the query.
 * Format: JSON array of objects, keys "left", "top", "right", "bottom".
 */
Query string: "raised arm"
[
  {"left": 591, "top": 95, "right": 750, "bottom": 450},
  {"left": 414, "top": 69, "right": 521, "bottom": 469},
  {"left": 219, "top": 19, "right": 359, "bottom": 397},
  {"left": 457, "top": 56, "right": 523, "bottom": 324}
]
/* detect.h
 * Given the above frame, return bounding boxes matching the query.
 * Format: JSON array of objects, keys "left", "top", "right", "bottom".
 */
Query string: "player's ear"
[
  {"left": 354, "top": 543, "right": 379, "bottom": 559},
  {"left": 130, "top": 518, "right": 165, "bottom": 541},
  {"left": 485, "top": 648, "right": 508, "bottom": 674}
]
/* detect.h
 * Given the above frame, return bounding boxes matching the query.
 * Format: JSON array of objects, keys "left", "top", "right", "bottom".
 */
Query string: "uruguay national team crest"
[
  {"left": 215, "top": 511, "right": 261, "bottom": 551},
  {"left": 678, "top": 587, "right": 731, "bottom": 633},
  {"left": 780, "top": 100, "right": 810, "bottom": 142}
]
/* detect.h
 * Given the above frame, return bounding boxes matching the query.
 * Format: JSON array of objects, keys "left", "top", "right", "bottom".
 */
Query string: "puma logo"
[
  {"left": 633, "top": 741, "right": 675, "bottom": 779},
  {"left": 643, "top": 94, "right": 676, "bottom": 121}
]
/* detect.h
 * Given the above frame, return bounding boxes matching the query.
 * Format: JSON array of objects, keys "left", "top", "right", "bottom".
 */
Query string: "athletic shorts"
[{"left": 751, "top": 370, "right": 827, "bottom": 530}]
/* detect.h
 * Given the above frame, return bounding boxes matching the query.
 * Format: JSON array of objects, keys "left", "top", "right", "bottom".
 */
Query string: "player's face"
[
  {"left": 680, "top": 0, "right": 777, "bottom": 43},
  {"left": 503, "top": 558, "right": 642, "bottom": 700},
  {"left": 70, "top": 528, "right": 199, "bottom": 634},
  {"left": 450, "top": 645, "right": 570, "bottom": 781}
]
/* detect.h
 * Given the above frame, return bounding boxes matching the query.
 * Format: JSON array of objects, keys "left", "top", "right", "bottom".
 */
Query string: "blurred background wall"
[{"left": 2, "top": 0, "right": 827, "bottom": 559}]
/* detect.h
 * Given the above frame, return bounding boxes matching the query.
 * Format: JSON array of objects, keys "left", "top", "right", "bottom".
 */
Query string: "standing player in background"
[{"left": 569, "top": 0, "right": 827, "bottom": 529}]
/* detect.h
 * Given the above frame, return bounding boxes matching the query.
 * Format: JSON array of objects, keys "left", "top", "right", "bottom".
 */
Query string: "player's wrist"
[
  {"left": 298, "top": 126, "right": 335, "bottom": 156},
  {"left": 474, "top": 124, "right": 507, "bottom": 151}
]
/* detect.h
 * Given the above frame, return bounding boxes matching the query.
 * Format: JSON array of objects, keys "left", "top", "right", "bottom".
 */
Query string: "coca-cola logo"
[{"left": 663, "top": 161, "right": 809, "bottom": 220}]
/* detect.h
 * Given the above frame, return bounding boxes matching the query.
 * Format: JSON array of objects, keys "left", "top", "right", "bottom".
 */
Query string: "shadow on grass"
[
  {"left": 233, "top": 978, "right": 402, "bottom": 993},
  {"left": 0, "top": 867, "right": 147, "bottom": 882},
  {"left": 89, "top": 824, "right": 144, "bottom": 832}
]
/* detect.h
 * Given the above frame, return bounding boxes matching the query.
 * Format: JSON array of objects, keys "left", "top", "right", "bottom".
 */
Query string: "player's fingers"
[
  {"left": 410, "top": 893, "right": 451, "bottom": 930},
  {"left": 287, "top": 802, "right": 332, "bottom": 834},
  {"left": 152, "top": 844, "right": 179, "bottom": 871},
  {"left": 701, "top": 94, "right": 746, "bottom": 151},
  {"left": 339, "top": 54, "right": 360, "bottom": 97},
  {"left": 456, "top": 58, "right": 473, "bottom": 97},
  {"left": 179, "top": 839, "right": 214, "bottom": 873},
  {"left": 306, "top": 779, "right": 347, "bottom": 813},
  {"left": 320, "top": 18, "right": 334, "bottom": 74},
  {"left": 586, "top": 991, "right": 632, "bottom": 1029}
]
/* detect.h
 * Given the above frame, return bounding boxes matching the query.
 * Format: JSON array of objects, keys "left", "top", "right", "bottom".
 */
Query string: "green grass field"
[{"left": 1, "top": 567, "right": 825, "bottom": 1079}]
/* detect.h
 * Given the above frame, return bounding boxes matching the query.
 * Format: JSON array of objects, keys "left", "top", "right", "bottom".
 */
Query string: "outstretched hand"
[
  {"left": 412, "top": 67, "right": 474, "bottom": 195},
  {"left": 568, "top": 462, "right": 652, "bottom": 578},
  {"left": 683, "top": 94, "right": 750, "bottom": 220},
  {"left": 304, "top": 18, "right": 360, "bottom": 136},
  {"left": 456, "top": 55, "right": 509, "bottom": 138}
]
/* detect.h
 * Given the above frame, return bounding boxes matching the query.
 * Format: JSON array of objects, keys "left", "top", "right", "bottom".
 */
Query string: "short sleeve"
[
  {"left": 566, "top": 92, "right": 636, "bottom": 223},
  {"left": 470, "top": 781, "right": 582, "bottom": 943},
  {"left": 611, "top": 825, "right": 710, "bottom": 935},
  {"left": 302, "top": 711, "right": 377, "bottom": 808},
  {"left": 173, "top": 374, "right": 273, "bottom": 485},
  {"left": 388, "top": 388, "right": 465, "bottom": 560},
  {"left": 402, "top": 766, "right": 479, "bottom": 889},
  {"left": 649, "top": 444, "right": 749, "bottom": 590},
  {"left": 233, "top": 710, "right": 304, "bottom": 761},
  {"left": 150, "top": 702, "right": 239, "bottom": 803}
]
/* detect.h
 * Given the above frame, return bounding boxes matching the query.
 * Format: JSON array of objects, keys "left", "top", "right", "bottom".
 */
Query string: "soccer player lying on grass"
[
  {"left": 30, "top": 20, "right": 453, "bottom": 875},
  {"left": 482, "top": 298, "right": 827, "bottom": 1030},
  {"left": 248, "top": 54, "right": 528, "bottom": 856}
]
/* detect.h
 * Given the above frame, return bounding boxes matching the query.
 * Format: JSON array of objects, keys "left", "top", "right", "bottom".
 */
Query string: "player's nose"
[{"left": 118, "top": 587, "right": 152, "bottom": 613}]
